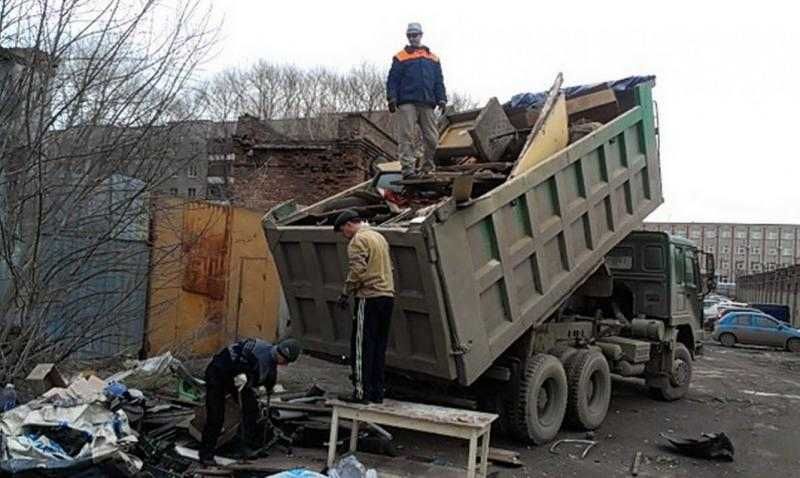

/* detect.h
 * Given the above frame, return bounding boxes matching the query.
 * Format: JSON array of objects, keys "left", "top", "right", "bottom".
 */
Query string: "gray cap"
[
  {"left": 333, "top": 209, "right": 361, "bottom": 232},
  {"left": 276, "top": 338, "right": 301, "bottom": 363},
  {"left": 406, "top": 22, "right": 422, "bottom": 34}
]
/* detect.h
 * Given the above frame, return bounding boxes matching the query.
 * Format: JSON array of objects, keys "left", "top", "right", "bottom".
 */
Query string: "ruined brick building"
[{"left": 227, "top": 112, "right": 397, "bottom": 212}]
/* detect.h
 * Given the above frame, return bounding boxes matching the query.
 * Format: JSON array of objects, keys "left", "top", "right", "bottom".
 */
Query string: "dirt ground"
[{"left": 281, "top": 343, "right": 800, "bottom": 477}]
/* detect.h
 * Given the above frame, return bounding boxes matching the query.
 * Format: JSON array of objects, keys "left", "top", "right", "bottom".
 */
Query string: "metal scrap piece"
[{"left": 549, "top": 438, "right": 598, "bottom": 459}]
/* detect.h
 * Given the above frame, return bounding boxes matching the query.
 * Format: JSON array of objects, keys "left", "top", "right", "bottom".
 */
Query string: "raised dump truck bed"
[{"left": 264, "top": 80, "right": 663, "bottom": 387}]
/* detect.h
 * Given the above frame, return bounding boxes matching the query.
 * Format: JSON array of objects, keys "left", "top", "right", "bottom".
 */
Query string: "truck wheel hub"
[
  {"left": 537, "top": 388, "right": 550, "bottom": 411},
  {"left": 671, "top": 359, "right": 689, "bottom": 387}
]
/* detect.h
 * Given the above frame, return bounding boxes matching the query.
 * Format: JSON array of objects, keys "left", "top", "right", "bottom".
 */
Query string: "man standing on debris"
[
  {"left": 200, "top": 338, "right": 301, "bottom": 464},
  {"left": 335, "top": 210, "right": 395, "bottom": 404},
  {"left": 387, "top": 22, "right": 447, "bottom": 179}
]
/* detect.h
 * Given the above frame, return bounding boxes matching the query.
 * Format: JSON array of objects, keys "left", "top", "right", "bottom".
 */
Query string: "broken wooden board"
[
  {"left": 488, "top": 447, "right": 523, "bottom": 467},
  {"left": 436, "top": 97, "right": 514, "bottom": 163},
  {"left": 510, "top": 73, "right": 569, "bottom": 178},
  {"left": 566, "top": 87, "right": 616, "bottom": 115}
]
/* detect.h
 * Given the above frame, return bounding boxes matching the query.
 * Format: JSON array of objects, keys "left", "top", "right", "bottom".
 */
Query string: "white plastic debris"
[{"left": 328, "top": 455, "right": 377, "bottom": 478}]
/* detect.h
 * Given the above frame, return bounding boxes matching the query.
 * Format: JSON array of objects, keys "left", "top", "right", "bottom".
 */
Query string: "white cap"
[{"left": 406, "top": 23, "right": 423, "bottom": 35}]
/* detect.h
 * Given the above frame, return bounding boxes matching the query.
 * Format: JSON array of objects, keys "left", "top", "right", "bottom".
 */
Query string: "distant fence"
[{"left": 737, "top": 265, "right": 800, "bottom": 327}]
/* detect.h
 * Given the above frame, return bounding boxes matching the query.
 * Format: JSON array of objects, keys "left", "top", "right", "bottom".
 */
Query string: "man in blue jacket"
[
  {"left": 199, "top": 338, "right": 301, "bottom": 464},
  {"left": 387, "top": 22, "right": 447, "bottom": 178}
]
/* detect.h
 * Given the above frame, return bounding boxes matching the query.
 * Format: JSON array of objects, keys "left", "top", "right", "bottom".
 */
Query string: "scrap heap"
[{"left": 281, "top": 74, "right": 655, "bottom": 229}]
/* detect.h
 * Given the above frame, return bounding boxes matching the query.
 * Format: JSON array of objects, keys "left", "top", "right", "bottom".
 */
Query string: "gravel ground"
[{"left": 280, "top": 343, "right": 800, "bottom": 477}]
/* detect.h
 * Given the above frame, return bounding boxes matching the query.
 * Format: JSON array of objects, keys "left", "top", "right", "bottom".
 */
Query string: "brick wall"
[
  {"left": 231, "top": 142, "right": 374, "bottom": 212},
  {"left": 230, "top": 113, "right": 396, "bottom": 213}
]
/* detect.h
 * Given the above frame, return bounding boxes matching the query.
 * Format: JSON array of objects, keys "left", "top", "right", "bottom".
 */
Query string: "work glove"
[
  {"left": 337, "top": 294, "right": 350, "bottom": 310},
  {"left": 437, "top": 101, "right": 447, "bottom": 114},
  {"left": 234, "top": 373, "right": 247, "bottom": 392},
  {"left": 388, "top": 99, "right": 397, "bottom": 113}
]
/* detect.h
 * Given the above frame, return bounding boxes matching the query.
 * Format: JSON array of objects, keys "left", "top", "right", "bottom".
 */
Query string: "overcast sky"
[{"left": 199, "top": 0, "right": 799, "bottom": 224}]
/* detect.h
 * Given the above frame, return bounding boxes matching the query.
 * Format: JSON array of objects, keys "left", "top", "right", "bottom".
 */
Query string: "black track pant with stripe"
[{"left": 350, "top": 296, "right": 394, "bottom": 401}]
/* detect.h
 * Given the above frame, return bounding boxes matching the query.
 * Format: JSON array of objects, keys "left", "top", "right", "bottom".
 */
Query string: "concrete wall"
[{"left": 738, "top": 265, "right": 800, "bottom": 327}]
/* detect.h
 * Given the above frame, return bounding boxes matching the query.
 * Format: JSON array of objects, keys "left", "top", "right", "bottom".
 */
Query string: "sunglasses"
[{"left": 407, "top": 33, "right": 421, "bottom": 38}]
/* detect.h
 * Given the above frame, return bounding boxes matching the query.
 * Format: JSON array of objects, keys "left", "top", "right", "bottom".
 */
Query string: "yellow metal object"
[
  {"left": 510, "top": 74, "right": 569, "bottom": 178},
  {"left": 147, "top": 199, "right": 280, "bottom": 357}
]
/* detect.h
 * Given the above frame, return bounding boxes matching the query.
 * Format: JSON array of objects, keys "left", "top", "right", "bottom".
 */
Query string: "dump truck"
[{"left": 263, "top": 76, "right": 714, "bottom": 443}]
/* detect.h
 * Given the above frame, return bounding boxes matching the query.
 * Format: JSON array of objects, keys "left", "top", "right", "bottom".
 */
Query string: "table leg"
[
  {"left": 327, "top": 407, "right": 340, "bottom": 468},
  {"left": 466, "top": 431, "right": 477, "bottom": 478},
  {"left": 349, "top": 419, "right": 360, "bottom": 452},
  {"left": 479, "top": 428, "right": 490, "bottom": 477}
]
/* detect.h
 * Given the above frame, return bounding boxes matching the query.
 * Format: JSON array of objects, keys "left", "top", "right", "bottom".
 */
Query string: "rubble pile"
[{"left": 0, "top": 355, "right": 389, "bottom": 477}]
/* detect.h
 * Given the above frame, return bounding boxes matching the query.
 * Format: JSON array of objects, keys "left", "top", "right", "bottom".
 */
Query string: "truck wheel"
[
  {"left": 719, "top": 333, "right": 736, "bottom": 347},
  {"left": 787, "top": 338, "right": 800, "bottom": 353},
  {"left": 510, "top": 354, "right": 567, "bottom": 444},
  {"left": 649, "top": 343, "right": 692, "bottom": 401},
  {"left": 565, "top": 350, "right": 611, "bottom": 430}
]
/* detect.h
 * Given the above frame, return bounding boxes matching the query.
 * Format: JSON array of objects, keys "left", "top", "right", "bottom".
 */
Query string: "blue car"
[{"left": 712, "top": 312, "right": 800, "bottom": 352}]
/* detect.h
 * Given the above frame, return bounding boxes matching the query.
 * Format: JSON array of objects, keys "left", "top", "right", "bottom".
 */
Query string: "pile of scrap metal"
[{"left": 277, "top": 73, "right": 654, "bottom": 229}]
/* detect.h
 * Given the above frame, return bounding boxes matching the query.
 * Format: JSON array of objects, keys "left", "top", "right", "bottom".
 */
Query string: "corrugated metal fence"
[{"left": 737, "top": 265, "right": 800, "bottom": 327}]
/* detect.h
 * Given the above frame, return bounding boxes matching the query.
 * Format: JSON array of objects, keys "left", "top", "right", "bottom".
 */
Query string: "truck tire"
[
  {"left": 649, "top": 343, "right": 692, "bottom": 401},
  {"left": 719, "top": 333, "right": 736, "bottom": 347},
  {"left": 509, "top": 354, "right": 567, "bottom": 444},
  {"left": 787, "top": 338, "right": 800, "bottom": 353},
  {"left": 565, "top": 350, "right": 611, "bottom": 430}
]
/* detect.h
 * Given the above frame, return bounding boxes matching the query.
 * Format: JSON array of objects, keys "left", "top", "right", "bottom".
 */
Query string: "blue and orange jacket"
[{"left": 386, "top": 46, "right": 446, "bottom": 107}]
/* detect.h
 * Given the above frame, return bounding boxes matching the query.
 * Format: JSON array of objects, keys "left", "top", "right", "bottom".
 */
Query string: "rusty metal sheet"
[{"left": 148, "top": 199, "right": 280, "bottom": 357}]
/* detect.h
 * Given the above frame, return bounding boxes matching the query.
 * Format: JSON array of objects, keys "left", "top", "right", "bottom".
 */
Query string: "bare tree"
[
  {"left": 198, "top": 60, "right": 478, "bottom": 124},
  {"left": 0, "top": 0, "right": 216, "bottom": 381}
]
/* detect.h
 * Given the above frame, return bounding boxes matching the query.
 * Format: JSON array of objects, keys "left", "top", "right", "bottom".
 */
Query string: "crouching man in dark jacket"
[{"left": 199, "top": 338, "right": 301, "bottom": 464}]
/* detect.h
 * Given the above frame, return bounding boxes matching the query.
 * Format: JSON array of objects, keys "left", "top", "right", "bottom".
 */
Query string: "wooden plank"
[
  {"left": 488, "top": 447, "right": 522, "bottom": 466},
  {"left": 510, "top": 73, "right": 569, "bottom": 178},
  {"left": 566, "top": 87, "right": 617, "bottom": 115}
]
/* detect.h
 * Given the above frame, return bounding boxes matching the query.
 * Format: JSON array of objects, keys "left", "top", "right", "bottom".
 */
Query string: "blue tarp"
[{"left": 508, "top": 75, "right": 656, "bottom": 110}]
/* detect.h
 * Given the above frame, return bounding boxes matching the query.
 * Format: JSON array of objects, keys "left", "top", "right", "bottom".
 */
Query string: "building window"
[
  {"left": 188, "top": 163, "right": 198, "bottom": 178},
  {"left": 690, "top": 229, "right": 701, "bottom": 239},
  {"left": 768, "top": 248, "right": 778, "bottom": 256},
  {"left": 750, "top": 230, "right": 762, "bottom": 240},
  {"left": 705, "top": 245, "right": 715, "bottom": 253},
  {"left": 782, "top": 232, "right": 794, "bottom": 241},
  {"left": 721, "top": 245, "right": 730, "bottom": 254},
  {"left": 188, "top": 187, "right": 196, "bottom": 198},
  {"left": 767, "top": 231, "right": 778, "bottom": 240},
  {"left": 750, "top": 263, "right": 761, "bottom": 273},
  {"left": 169, "top": 188, "right": 178, "bottom": 196},
  {"left": 735, "top": 261, "right": 745, "bottom": 270},
  {"left": 751, "top": 246, "right": 761, "bottom": 255},
  {"left": 720, "top": 260, "right": 730, "bottom": 271},
  {"left": 736, "top": 246, "right": 746, "bottom": 255},
  {"left": 720, "top": 230, "right": 731, "bottom": 238},
  {"left": 705, "top": 230, "right": 717, "bottom": 238},
  {"left": 782, "top": 247, "right": 793, "bottom": 257},
  {"left": 735, "top": 230, "right": 747, "bottom": 239}
]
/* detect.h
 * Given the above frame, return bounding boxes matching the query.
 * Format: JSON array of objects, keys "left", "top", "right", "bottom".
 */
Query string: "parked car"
[{"left": 712, "top": 312, "right": 800, "bottom": 352}]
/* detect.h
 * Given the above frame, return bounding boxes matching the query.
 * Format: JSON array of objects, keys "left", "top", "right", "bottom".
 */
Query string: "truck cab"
[{"left": 606, "top": 231, "right": 714, "bottom": 356}]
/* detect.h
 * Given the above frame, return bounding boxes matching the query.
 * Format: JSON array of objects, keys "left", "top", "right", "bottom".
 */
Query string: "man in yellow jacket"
[{"left": 334, "top": 209, "right": 395, "bottom": 404}]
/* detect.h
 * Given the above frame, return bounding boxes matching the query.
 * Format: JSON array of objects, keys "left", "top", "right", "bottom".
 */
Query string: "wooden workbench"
[{"left": 327, "top": 399, "right": 498, "bottom": 478}]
